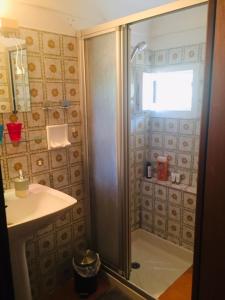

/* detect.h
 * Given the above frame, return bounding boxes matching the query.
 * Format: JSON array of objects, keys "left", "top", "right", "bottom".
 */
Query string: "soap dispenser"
[{"left": 14, "top": 170, "right": 29, "bottom": 198}]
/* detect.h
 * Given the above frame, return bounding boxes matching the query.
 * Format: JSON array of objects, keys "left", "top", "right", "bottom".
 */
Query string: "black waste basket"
[{"left": 72, "top": 249, "right": 101, "bottom": 298}]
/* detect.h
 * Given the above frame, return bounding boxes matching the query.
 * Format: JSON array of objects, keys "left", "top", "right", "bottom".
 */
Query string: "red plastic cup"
[{"left": 7, "top": 122, "right": 22, "bottom": 142}]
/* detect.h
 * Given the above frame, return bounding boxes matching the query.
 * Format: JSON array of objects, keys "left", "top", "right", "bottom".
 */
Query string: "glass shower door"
[{"left": 83, "top": 28, "right": 130, "bottom": 278}]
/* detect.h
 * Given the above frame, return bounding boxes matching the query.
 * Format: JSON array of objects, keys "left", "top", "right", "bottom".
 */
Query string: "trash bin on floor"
[{"left": 72, "top": 249, "right": 101, "bottom": 298}]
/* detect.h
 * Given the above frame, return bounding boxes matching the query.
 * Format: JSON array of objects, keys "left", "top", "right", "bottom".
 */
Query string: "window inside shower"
[{"left": 128, "top": 3, "right": 208, "bottom": 298}]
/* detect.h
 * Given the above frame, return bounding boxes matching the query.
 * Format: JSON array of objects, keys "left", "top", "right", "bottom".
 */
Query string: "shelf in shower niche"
[{"left": 141, "top": 177, "right": 197, "bottom": 195}]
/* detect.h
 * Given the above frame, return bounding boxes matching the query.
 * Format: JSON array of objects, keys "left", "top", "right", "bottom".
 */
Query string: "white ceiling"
[{"left": 15, "top": 0, "right": 175, "bottom": 30}]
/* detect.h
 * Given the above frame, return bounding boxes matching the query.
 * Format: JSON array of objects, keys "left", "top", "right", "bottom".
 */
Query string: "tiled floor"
[{"left": 129, "top": 229, "right": 193, "bottom": 299}]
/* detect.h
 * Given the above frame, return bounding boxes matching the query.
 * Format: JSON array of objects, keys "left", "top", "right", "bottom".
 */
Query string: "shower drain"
[{"left": 131, "top": 262, "right": 141, "bottom": 269}]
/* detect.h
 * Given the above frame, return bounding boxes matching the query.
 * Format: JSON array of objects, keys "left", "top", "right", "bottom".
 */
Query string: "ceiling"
[{"left": 15, "top": 0, "right": 175, "bottom": 29}]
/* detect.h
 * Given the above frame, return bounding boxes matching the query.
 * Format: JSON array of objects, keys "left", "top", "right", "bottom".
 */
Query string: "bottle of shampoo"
[
  {"left": 157, "top": 156, "right": 168, "bottom": 181},
  {"left": 145, "top": 161, "right": 152, "bottom": 179}
]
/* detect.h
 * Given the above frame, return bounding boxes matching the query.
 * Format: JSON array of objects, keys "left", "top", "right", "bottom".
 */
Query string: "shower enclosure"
[{"left": 80, "top": 0, "right": 208, "bottom": 298}]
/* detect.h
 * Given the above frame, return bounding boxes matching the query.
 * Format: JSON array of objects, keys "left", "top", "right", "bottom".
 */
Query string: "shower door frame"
[
  {"left": 79, "top": 26, "right": 131, "bottom": 278},
  {"left": 79, "top": 0, "right": 210, "bottom": 298}
]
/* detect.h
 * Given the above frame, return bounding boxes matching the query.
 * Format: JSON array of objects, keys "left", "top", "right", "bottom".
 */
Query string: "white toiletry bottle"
[
  {"left": 146, "top": 162, "right": 152, "bottom": 179},
  {"left": 14, "top": 170, "right": 29, "bottom": 198}
]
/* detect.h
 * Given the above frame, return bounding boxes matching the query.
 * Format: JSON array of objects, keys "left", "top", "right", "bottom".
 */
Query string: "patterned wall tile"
[
  {"left": 29, "top": 129, "right": 47, "bottom": 151},
  {"left": 56, "top": 226, "right": 72, "bottom": 247},
  {"left": 168, "top": 220, "right": 181, "bottom": 238},
  {"left": 32, "top": 173, "right": 51, "bottom": 186},
  {"left": 64, "top": 59, "right": 78, "bottom": 80},
  {"left": 67, "top": 105, "right": 80, "bottom": 123},
  {"left": 152, "top": 118, "right": 164, "bottom": 132},
  {"left": 165, "top": 119, "right": 179, "bottom": 133},
  {"left": 183, "top": 192, "right": 196, "bottom": 210},
  {"left": 168, "top": 205, "right": 181, "bottom": 222},
  {"left": 152, "top": 133, "right": 163, "bottom": 148},
  {"left": 142, "top": 181, "right": 153, "bottom": 196},
  {"left": 70, "top": 164, "right": 83, "bottom": 184},
  {"left": 20, "top": 29, "right": 40, "bottom": 53},
  {"left": 135, "top": 134, "right": 145, "bottom": 148},
  {"left": 46, "top": 82, "right": 63, "bottom": 102},
  {"left": 62, "top": 36, "right": 77, "bottom": 58},
  {"left": 48, "top": 108, "right": 65, "bottom": 125},
  {"left": 68, "top": 145, "right": 82, "bottom": 164},
  {"left": 38, "top": 233, "right": 55, "bottom": 255},
  {"left": 155, "top": 200, "right": 167, "bottom": 216},
  {"left": 27, "top": 55, "right": 42, "bottom": 79},
  {"left": 164, "top": 151, "right": 176, "bottom": 166},
  {"left": 177, "top": 153, "right": 192, "bottom": 169},
  {"left": 29, "top": 81, "right": 45, "bottom": 103},
  {"left": 27, "top": 107, "right": 46, "bottom": 128},
  {"left": 7, "top": 155, "right": 29, "bottom": 178},
  {"left": 164, "top": 135, "right": 177, "bottom": 150},
  {"left": 178, "top": 136, "right": 193, "bottom": 152},
  {"left": 180, "top": 119, "right": 194, "bottom": 135},
  {"left": 183, "top": 210, "right": 195, "bottom": 227},
  {"left": 50, "top": 148, "right": 67, "bottom": 169},
  {"left": 168, "top": 188, "right": 182, "bottom": 206},
  {"left": 154, "top": 214, "right": 166, "bottom": 233},
  {"left": 155, "top": 184, "right": 167, "bottom": 200},
  {"left": 30, "top": 151, "right": 49, "bottom": 174},
  {"left": 52, "top": 168, "right": 69, "bottom": 188},
  {"left": 155, "top": 50, "right": 167, "bottom": 66},
  {"left": 65, "top": 83, "right": 79, "bottom": 102},
  {"left": 42, "top": 32, "right": 61, "bottom": 56},
  {"left": 44, "top": 57, "right": 62, "bottom": 80},
  {"left": 73, "top": 220, "right": 86, "bottom": 240},
  {"left": 183, "top": 45, "right": 199, "bottom": 63},
  {"left": 168, "top": 47, "right": 182, "bottom": 65},
  {"left": 68, "top": 125, "right": 81, "bottom": 144},
  {"left": 182, "top": 226, "right": 195, "bottom": 244}
]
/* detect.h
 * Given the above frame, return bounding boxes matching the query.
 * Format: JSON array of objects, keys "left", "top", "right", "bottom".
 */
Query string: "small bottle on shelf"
[{"left": 145, "top": 161, "right": 152, "bottom": 179}]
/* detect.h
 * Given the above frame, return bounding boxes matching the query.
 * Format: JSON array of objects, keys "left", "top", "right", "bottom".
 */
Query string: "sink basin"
[
  {"left": 5, "top": 183, "right": 77, "bottom": 236},
  {"left": 4, "top": 183, "right": 77, "bottom": 300}
]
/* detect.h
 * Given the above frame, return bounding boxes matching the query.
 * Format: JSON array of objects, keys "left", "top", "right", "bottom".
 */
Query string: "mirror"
[{"left": 0, "top": 36, "right": 31, "bottom": 113}]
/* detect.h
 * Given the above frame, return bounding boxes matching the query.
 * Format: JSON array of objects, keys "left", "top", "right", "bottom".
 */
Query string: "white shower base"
[{"left": 130, "top": 229, "right": 193, "bottom": 299}]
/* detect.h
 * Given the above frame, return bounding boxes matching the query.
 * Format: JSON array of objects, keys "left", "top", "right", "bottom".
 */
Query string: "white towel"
[{"left": 46, "top": 124, "right": 71, "bottom": 150}]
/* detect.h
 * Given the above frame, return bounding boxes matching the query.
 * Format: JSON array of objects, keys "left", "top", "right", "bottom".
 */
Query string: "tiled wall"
[
  {"left": 0, "top": 28, "right": 87, "bottom": 299},
  {"left": 141, "top": 179, "right": 196, "bottom": 250},
  {"left": 130, "top": 43, "right": 205, "bottom": 247}
]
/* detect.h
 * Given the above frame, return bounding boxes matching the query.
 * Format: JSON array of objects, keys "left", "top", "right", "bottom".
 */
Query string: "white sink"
[{"left": 4, "top": 183, "right": 77, "bottom": 300}]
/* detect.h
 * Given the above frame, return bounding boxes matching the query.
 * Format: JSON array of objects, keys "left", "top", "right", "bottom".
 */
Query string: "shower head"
[{"left": 131, "top": 41, "right": 147, "bottom": 62}]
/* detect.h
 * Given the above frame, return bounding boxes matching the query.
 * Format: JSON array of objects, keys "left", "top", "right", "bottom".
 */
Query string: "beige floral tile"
[
  {"left": 46, "top": 82, "right": 63, "bottom": 102},
  {"left": 65, "top": 82, "right": 79, "bottom": 102},
  {"left": 48, "top": 108, "right": 65, "bottom": 125},
  {"left": 182, "top": 226, "right": 195, "bottom": 243},
  {"left": 169, "top": 47, "right": 182, "bottom": 64},
  {"left": 168, "top": 204, "right": 181, "bottom": 221},
  {"left": 20, "top": 28, "right": 40, "bottom": 53},
  {"left": 27, "top": 107, "right": 46, "bottom": 128},
  {"left": 154, "top": 214, "right": 166, "bottom": 232},
  {"left": 71, "top": 183, "right": 84, "bottom": 201},
  {"left": 55, "top": 211, "right": 71, "bottom": 228},
  {"left": 50, "top": 148, "right": 67, "bottom": 169},
  {"left": 178, "top": 136, "right": 193, "bottom": 152},
  {"left": 29, "top": 129, "right": 47, "bottom": 151},
  {"left": 62, "top": 36, "right": 77, "bottom": 57},
  {"left": 165, "top": 119, "right": 179, "bottom": 133},
  {"left": 57, "top": 243, "right": 72, "bottom": 264},
  {"left": 30, "top": 151, "right": 49, "bottom": 174},
  {"left": 56, "top": 226, "right": 72, "bottom": 247},
  {"left": 32, "top": 173, "right": 51, "bottom": 186},
  {"left": 168, "top": 188, "right": 182, "bottom": 206},
  {"left": 72, "top": 201, "right": 84, "bottom": 220},
  {"left": 183, "top": 210, "right": 195, "bottom": 227},
  {"left": 52, "top": 168, "right": 69, "bottom": 188},
  {"left": 180, "top": 119, "right": 194, "bottom": 135},
  {"left": 64, "top": 59, "right": 78, "bottom": 80},
  {"left": 164, "top": 135, "right": 177, "bottom": 150},
  {"left": 27, "top": 55, "right": 42, "bottom": 79},
  {"left": 42, "top": 32, "right": 61, "bottom": 56},
  {"left": 177, "top": 153, "right": 192, "bottom": 169},
  {"left": 164, "top": 150, "right": 176, "bottom": 166},
  {"left": 152, "top": 118, "right": 164, "bottom": 132},
  {"left": 183, "top": 45, "right": 199, "bottom": 63},
  {"left": 168, "top": 220, "right": 181, "bottom": 238},
  {"left": 44, "top": 57, "right": 62, "bottom": 80},
  {"left": 29, "top": 81, "right": 44, "bottom": 103},
  {"left": 142, "top": 181, "right": 153, "bottom": 196},
  {"left": 68, "top": 125, "right": 81, "bottom": 143},
  {"left": 73, "top": 220, "right": 86, "bottom": 240},
  {"left": 38, "top": 233, "right": 55, "bottom": 255},
  {"left": 7, "top": 155, "right": 29, "bottom": 178},
  {"left": 152, "top": 133, "right": 163, "bottom": 148},
  {"left": 183, "top": 192, "right": 196, "bottom": 210},
  {"left": 0, "top": 69, "right": 9, "bottom": 84},
  {"left": 67, "top": 105, "right": 80, "bottom": 123},
  {"left": 70, "top": 164, "right": 83, "bottom": 184},
  {"left": 68, "top": 145, "right": 82, "bottom": 164},
  {"left": 155, "top": 184, "right": 167, "bottom": 200},
  {"left": 155, "top": 200, "right": 167, "bottom": 216},
  {"left": 135, "top": 134, "right": 145, "bottom": 148}
]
